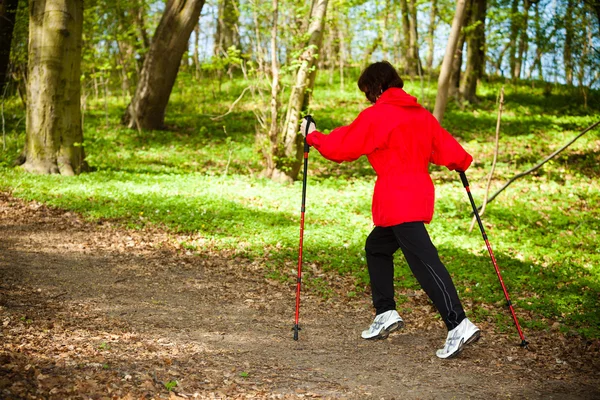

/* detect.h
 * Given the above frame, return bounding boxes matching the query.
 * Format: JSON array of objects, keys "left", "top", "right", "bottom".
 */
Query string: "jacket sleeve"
[
  {"left": 306, "top": 109, "right": 385, "bottom": 163},
  {"left": 429, "top": 119, "right": 473, "bottom": 171}
]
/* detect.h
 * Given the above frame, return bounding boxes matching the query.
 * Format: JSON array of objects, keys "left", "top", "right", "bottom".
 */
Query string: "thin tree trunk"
[
  {"left": 460, "top": 0, "right": 487, "bottom": 102},
  {"left": 433, "top": 0, "right": 467, "bottom": 123},
  {"left": 426, "top": 0, "right": 437, "bottom": 71},
  {"left": 0, "top": 0, "right": 19, "bottom": 91},
  {"left": 407, "top": 0, "right": 421, "bottom": 75},
  {"left": 514, "top": 0, "right": 531, "bottom": 80},
  {"left": 214, "top": 0, "right": 240, "bottom": 56},
  {"left": 338, "top": 11, "right": 346, "bottom": 91},
  {"left": 564, "top": 0, "right": 574, "bottom": 85},
  {"left": 131, "top": 0, "right": 149, "bottom": 70},
  {"left": 362, "top": 31, "right": 382, "bottom": 67},
  {"left": 251, "top": 0, "right": 265, "bottom": 74},
  {"left": 493, "top": 41, "right": 509, "bottom": 77},
  {"left": 123, "top": 0, "right": 205, "bottom": 130},
  {"left": 134, "top": 0, "right": 150, "bottom": 49},
  {"left": 21, "top": 0, "right": 86, "bottom": 175},
  {"left": 508, "top": 0, "right": 520, "bottom": 80},
  {"left": 265, "top": 0, "right": 279, "bottom": 175},
  {"left": 527, "top": 1, "right": 547, "bottom": 81},
  {"left": 279, "top": 0, "right": 328, "bottom": 181},
  {"left": 399, "top": 0, "right": 413, "bottom": 75},
  {"left": 448, "top": 32, "right": 465, "bottom": 98},
  {"left": 193, "top": 23, "right": 201, "bottom": 79}
]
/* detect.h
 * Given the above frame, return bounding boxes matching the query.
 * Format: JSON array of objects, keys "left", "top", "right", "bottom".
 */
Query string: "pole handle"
[
  {"left": 303, "top": 115, "right": 315, "bottom": 153},
  {"left": 459, "top": 170, "right": 469, "bottom": 188}
]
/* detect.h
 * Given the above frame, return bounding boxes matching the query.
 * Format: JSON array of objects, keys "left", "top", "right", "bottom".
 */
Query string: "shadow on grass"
[{"left": 52, "top": 191, "right": 298, "bottom": 241}]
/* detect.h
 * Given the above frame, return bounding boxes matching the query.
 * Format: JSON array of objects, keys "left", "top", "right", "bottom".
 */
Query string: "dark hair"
[{"left": 357, "top": 61, "right": 404, "bottom": 103}]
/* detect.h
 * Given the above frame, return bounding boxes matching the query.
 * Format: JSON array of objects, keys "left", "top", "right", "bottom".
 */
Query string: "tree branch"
[
  {"left": 210, "top": 86, "right": 251, "bottom": 121},
  {"left": 481, "top": 120, "right": 600, "bottom": 208}
]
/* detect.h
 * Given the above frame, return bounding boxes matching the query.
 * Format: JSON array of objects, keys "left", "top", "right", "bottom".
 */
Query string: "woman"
[{"left": 300, "top": 61, "right": 480, "bottom": 359}]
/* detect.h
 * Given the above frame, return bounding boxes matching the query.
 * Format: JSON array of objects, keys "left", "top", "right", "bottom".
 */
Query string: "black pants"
[{"left": 365, "top": 222, "right": 466, "bottom": 331}]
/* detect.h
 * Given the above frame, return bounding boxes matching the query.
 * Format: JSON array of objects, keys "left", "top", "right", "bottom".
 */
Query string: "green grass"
[{"left": 1, "top": 70, "right": 599, "bottom": 340}]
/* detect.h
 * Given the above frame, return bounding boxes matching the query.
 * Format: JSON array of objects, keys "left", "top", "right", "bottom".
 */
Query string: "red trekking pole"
[
  {"left": 459, "top": 171, "right": 529, "bottom": 348},
  {"left": 293, "top": 115, "right": 315, "bottom": 341}
]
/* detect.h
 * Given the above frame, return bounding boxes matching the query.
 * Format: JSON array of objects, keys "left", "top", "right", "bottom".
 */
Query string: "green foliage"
[
  {"left": 164, "top": 380, "right": 178, "bottom": 391},
  {"left": 1, "top": 72, "right": 599, "bottom": 340},
  {"left": 98, "top": 342, "right": 111, "bottom": 351}
]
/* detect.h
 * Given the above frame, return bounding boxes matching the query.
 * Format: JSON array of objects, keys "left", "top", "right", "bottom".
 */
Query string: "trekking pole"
[
  {"left": 459, "top": 171, "right": 529, "bottom": 348},
  {"left": 293, "top": 115, "right": 315, "bottom": 341}
]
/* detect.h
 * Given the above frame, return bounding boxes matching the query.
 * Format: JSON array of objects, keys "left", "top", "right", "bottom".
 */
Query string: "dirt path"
[{"left": 1, "top": 192, "right": 599, "bottom": 399}]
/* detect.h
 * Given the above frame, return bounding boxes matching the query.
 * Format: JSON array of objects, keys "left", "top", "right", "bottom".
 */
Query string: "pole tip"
[{"left": 293, "top": 324, "right": 300, "bottom": 341}]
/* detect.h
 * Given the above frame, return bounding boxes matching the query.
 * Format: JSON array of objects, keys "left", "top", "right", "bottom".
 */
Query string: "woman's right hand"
[{"left": 300, "top": 118, "right": 317, "bottom": 137}]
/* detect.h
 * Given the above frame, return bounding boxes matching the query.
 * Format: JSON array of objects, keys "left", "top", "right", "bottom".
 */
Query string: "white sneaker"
[
  {"left": 361, "top": 310, "right": 404, "bottom": 340},
  {"left": 436, "top": 318, "right": 481, "bottom": 359}
]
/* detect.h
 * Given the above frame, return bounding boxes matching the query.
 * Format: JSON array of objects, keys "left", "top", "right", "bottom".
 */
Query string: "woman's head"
[{"left": 357, "top": 61, "right": 404, "bottom": 103}]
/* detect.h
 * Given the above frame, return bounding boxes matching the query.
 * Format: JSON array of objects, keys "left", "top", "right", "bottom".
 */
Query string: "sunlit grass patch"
[{"left": 1, "top": 72, "right": 599, "bottom": 340}]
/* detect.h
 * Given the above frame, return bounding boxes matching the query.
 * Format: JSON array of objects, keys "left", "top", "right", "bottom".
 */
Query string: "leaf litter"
[{"left": 0, "top": 192, "right": 599, "bottom": 399}]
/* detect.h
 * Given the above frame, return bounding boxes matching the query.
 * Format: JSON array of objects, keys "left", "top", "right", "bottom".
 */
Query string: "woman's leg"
[
  {"left": 391, "top": 222, "right": 466, "bottom": 330},
  {"left": 365, "top": 226, "right": 400, "bottom": 315}
]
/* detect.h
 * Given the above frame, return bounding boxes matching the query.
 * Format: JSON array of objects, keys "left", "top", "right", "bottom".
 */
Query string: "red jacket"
[{"left": 306, "top": 88, "right": 472, "bottom": 227}]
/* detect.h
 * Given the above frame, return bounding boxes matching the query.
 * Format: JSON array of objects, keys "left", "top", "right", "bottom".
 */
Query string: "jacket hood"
[{"left": 376, "top": 87, "right": 420, "bottom": 107}]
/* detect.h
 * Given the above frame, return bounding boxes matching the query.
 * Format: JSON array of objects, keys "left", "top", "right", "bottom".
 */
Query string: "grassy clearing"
[{"left": 1, "top": 71, "right": 599, "bottom": 340}]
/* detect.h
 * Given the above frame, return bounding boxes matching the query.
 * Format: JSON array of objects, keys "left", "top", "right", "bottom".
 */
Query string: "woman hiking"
[{"left": 300, "top": 61, "right": 480, "bottom": 359}]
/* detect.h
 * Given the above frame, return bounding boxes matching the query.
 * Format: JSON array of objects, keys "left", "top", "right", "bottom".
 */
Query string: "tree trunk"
[
  {"left": 133, "top": 0, "right": 150, "bottom": 52},
  {"left": 123, "top": 0, "right": 205, "bottom": 130},
  {"left": 214, "top": 0, "right": 240, "bottom": 56},
  {"left": 264, "top": 0, "right": 279, "bottom": 176},
  {"left": 460, "top": 0, "right": 486, "bottom": 103},
  {"left": 527, "top": 1, "right": 551, "bottom": 81},
  {"left": 0, "top": 0, "right": 19, "bottom": 91},
  {"left": 426, "top": 0, "right": 437, "bottom": 71},
  {"left": 278, "top": 0, "right": 328, "bottom": 181},
  {"left": 338, "top": 11, "right": 346, "bottom": 91},
  {"left": 564, "top": 0, "right": 574, "bottom": 85},
  {"left": 407, "top": 0, "right": 421, "bottom": 75},
  {"left": 448, "top": 31, "right": 465, "bottom": 98},
  {"left": 399, "top": 0, "right": 413, "bottom": 75},
  {"left": 514, "top": 0, "right": 531, "bottom": 79},
  {"left": 508, "top": 0, "right": 520, "bottom": 79},
  {"left": 21, "top": 0, "right": 86, "bottom": 175},
  {"left": 362, "top": 31, "right": 382, "bottom": 67},
  {"left": 130, "top": 0, "right": 150, "bottom": 72},
  {"left": 193, "top": 23, "right": 201, "bottom": 79},
  {"left": 433, "top": 0, "right": 467, "bottom": 123}
]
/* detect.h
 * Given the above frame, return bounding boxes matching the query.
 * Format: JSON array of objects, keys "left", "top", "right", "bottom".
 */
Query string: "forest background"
[{"left": 0, "top": 0, "right": 600, "bottom": 355}]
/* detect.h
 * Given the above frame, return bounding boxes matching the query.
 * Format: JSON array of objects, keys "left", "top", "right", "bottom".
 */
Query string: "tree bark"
[
  {"left": 338, "top": 11, "right": 346, "bottom": 91},
  {"left": 564, "top": 0, "right": 574, "bottom": 85},
  {"left": 362, "top": 31, "right": 382, "bottom": 67},
  {"left": 407, "top": 0, "right": 421, "bottom": 75},
  {"left": 508, "top": 0, "right": 520, "bottom": 79},
  {"left": 399, "top": 0, "right": 413, "bottom": 75},
  {"left": 448, "top": 32, "right": 465, "bottom": 98},
  {"left": 193, "top": 23, "right": 201, "bottom": 79},
  {"left": 426, "top": 0, "right": 437, "bottom": 71},
  {"left": 460, "top": 0, "right": 486, "bottom": 103},
  {"left": 21, "top": 0, "right": 86, "bottom": 175},
  {"left": 433, "top": 0, "right": 467, "bottom": 123},
  {"left": 264, "top": 0, "right": 279, "bottom": 176},
  {"left": 0, "top": 0, "right": 19, "bottom": 91},
  {"left": 214, "top": 0, "right": 240, "bottom": 56},
  {"left": 123, "top": 0, "right": 205, "bottom": 130},
  {"left": 514, "top": 0, "right": 531, "bottom": 80},
  {"left": 278, "top": 0, "right": 328, "bottom": 181}
]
